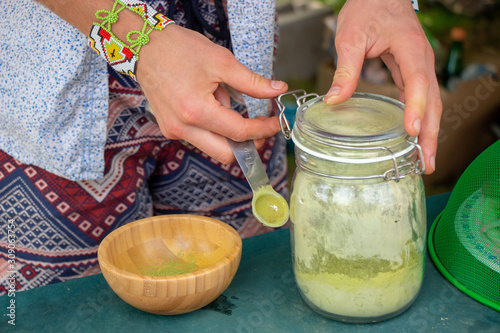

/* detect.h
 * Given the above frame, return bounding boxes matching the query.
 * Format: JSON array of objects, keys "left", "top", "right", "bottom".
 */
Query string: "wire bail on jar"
[
  {"left": 277, "top": 89, "right": 318, "bottom": 140},
  {"left": 276, "top": 90, "right": 426, "bottom": 182}
]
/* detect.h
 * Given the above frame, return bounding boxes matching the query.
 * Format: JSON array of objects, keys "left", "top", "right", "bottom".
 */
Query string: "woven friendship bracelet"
[{"left": 88, "top": 0, "right": 174, "bottom": 81}]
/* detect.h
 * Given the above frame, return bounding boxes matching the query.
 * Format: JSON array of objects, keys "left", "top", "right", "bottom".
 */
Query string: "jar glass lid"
[
  {"left": 297, "top": 93, "right": 406, "bottom": 144},
  {"left": 277, "top": 91, "right": 424, "bottom": 176},
  {"left": 287, "top": 92, "right": 420, "bottom": 164}
]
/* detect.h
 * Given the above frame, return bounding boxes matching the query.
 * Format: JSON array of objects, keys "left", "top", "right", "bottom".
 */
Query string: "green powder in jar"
[{"left": 294, "top": 241, "right": 424, "bottom": 318}]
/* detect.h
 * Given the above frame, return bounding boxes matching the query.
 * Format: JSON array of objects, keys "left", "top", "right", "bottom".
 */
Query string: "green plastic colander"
[{"left": 429, "top": 139, "right": 500, "bottom": 311}]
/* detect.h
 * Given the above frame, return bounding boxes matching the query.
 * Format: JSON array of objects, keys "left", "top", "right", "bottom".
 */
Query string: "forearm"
[
  {"left": 36, "top": 0, "right": 148, "bottom": 43},
  {"left": 27, "top": 0, "right": 288, "bottom": 165}
]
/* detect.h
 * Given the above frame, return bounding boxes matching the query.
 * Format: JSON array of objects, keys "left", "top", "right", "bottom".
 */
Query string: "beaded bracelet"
[{"left": 88, "top": 0, "right": 174, "bottom": 81}]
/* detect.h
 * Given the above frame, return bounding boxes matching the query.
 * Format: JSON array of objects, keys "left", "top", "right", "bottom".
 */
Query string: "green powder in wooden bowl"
[{"left": 140, "top": 252, "right": 198, "bottom": 276}]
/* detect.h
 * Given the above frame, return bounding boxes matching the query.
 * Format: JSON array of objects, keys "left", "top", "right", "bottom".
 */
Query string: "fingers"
[
  {"left": 213, "top": 84, "right": 231, "bottom": 108},
  {"left": 157, "top": 85, "right": 279, "bottom": 165},
  {"left": 392, "top": 32, "right": 432, "bottom": 138},
  {"left": 180, "top": 124, "right": 236, "bottom": 164},
  {"left": 219, "top": 55, "right": 288, "bottom": 99},
  {"left": 323, "top": 0, "right": 442, "bottom": 175},
  {"left": 325, "top": 31, "right": 366, "bottom": 105},
  {"left": 417, "top": 59, "right": 442, "bottom": 174},
  {"left": 386, "top": 34, "right": 441, "bottom": 173},
  {"left": 392, "top": 35, "right": 441, "bottom": 173},
  {"left": 138, "top": 24, "right": 284, "bottom": 163},
  {"left": 153, "top": 84, "right": 280, "bottom": 159},
  {"left": 211, "top": 85, "right": 282, "bottom": 142},
  {"left": 163, "top": 128, "right": 270, "bottom": 165},
  {"left": 211, "top": 58, "right": 286, "bottom": 140},
  {"left": 156, "top": 97, "right": 281, "bottom": 142},
  {"left": 380, "top": 54, "right": 405, "bottom": 102},
  {"left": 159, "top": 114, "right": 275, "bottom": 165}
]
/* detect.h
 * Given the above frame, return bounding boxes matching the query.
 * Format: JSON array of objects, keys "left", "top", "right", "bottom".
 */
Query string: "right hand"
[{"left": 325, "top": 0, "right": 442, "bottom": 174}]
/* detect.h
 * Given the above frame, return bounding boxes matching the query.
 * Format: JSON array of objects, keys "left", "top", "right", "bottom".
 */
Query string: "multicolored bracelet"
[{"left": 88, "top": 0, "right": 174, "bottom": 81}]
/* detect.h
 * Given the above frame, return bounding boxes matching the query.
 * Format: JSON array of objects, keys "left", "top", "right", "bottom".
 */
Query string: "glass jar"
[{"left": 277, "top": 91, "right": 427, "bottom": 323}]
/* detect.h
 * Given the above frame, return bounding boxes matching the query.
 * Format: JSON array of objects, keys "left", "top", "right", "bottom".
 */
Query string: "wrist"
[
  {"left": 104, "top": 4, "right": 145, "bottom": 42},
  {"left": 88, "top": 0, "right": 174, "bottom": 81}
]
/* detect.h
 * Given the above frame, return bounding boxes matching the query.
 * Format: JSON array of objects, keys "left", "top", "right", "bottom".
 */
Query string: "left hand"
[
  {"left": 138, "top": 25, "right": 287, "bottom": 165},
  {"left": 325, "top": 0, "right": 442, "bottom": 174}
]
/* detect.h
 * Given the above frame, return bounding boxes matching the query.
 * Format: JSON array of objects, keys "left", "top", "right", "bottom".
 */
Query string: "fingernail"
[
  {"left": 328, "top": 86, "right": 341, "bottom": 96},
  {"left": 271, "top": 80, "right": 286, "bottom": 90},
  {"left": 413, "top": 119, "right": 421, "bottom": 136},
  {"left": 430, "top": 155, "right": 436, "bottom": 171},
  {"left": 325, "top": 86, "right": 341, "bottom": 104}
]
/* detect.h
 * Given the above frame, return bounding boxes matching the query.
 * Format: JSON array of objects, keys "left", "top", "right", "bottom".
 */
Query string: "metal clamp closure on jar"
[{"left": 276, "top": 90, "right": 425, "bottom": 182}]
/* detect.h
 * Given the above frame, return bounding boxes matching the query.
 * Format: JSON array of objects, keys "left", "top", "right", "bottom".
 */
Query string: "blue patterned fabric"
[
  {"left": 0, "top": 64, "right": 287, "bottom": 294},
  {"left": 228, "top": 0, "right": 277, "bottom": 117}
]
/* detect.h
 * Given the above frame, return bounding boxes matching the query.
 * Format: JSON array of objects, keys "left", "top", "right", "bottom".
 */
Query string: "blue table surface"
[{"left": 1, "top": 193, "right": 499, "bottom": 333}]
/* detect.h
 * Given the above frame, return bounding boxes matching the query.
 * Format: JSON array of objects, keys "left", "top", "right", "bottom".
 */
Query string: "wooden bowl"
[{"left": 97, "top": 215, "right": 242, "bottom": 315}]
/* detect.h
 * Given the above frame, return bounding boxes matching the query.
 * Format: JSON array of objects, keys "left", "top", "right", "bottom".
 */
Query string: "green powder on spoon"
[{"left": 252, "top": 185, "right": 289, "bottom": 227}]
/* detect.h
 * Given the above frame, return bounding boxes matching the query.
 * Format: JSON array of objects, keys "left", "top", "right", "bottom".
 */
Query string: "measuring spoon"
[
  {"left": 146, "top": 101, "right": 289, "bottom": 227},
  {"left": 227, "top": 138, "right": 289, "bottom": 227}
]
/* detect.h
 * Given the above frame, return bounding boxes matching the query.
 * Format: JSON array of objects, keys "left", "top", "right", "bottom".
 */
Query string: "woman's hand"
[
  {"left": 325, "top": 0, "right": 442, "bottom": 174},
  {"left": 36, "top": 0, "right": 287, "bottom": 165},
  {"left": 138, "top": 25, "right": 287, "bottom": 164}
]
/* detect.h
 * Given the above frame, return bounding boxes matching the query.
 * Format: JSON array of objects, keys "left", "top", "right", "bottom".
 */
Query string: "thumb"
[{"left": 325, "top": 41, "right": 365, "bottom": 105}]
